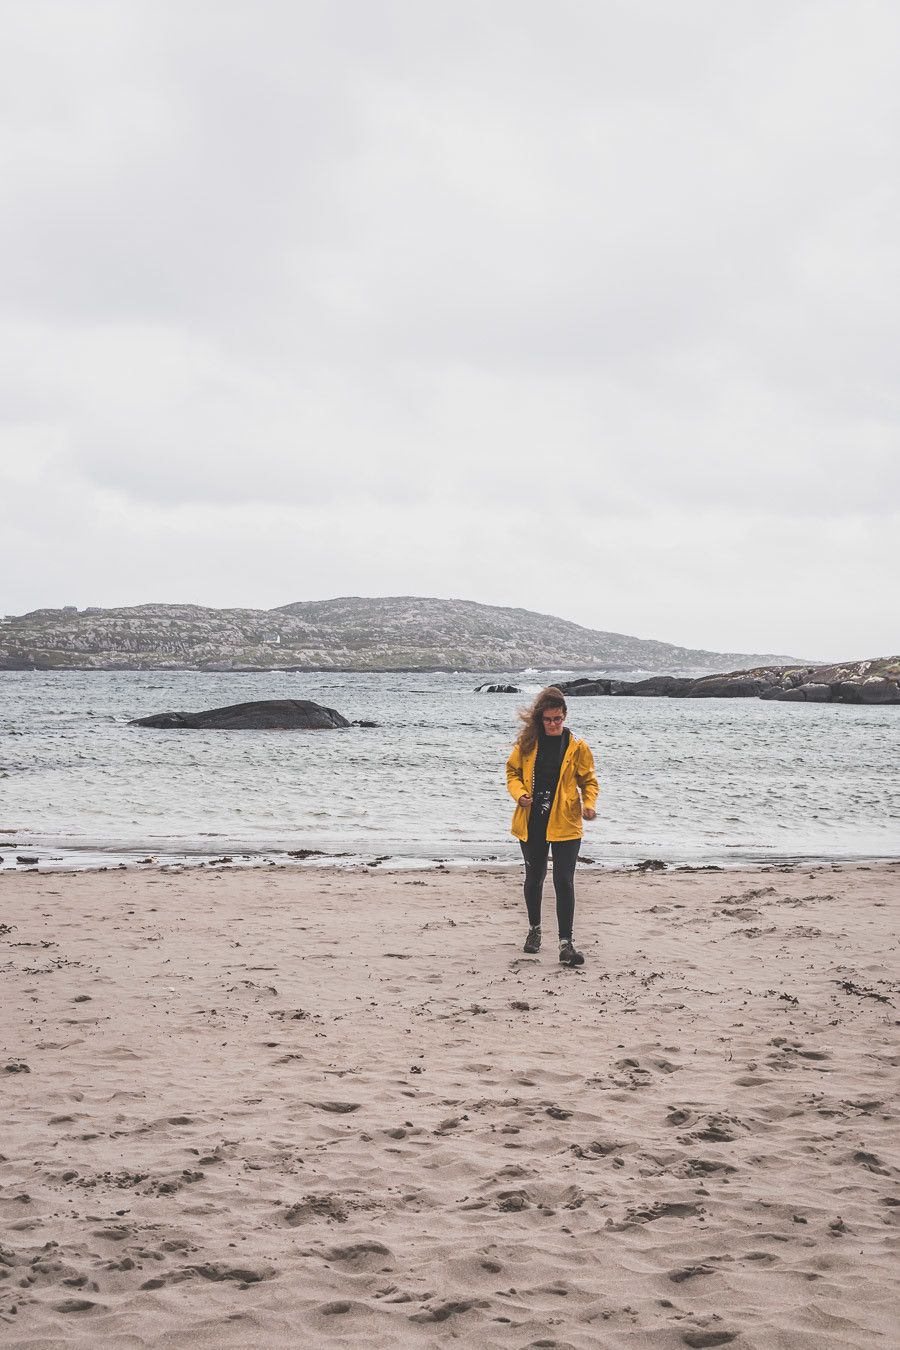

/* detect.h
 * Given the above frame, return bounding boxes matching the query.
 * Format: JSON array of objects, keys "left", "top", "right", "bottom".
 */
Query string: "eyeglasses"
[{"left": 542, "top": 714, "right": 565, "bottom": 724}]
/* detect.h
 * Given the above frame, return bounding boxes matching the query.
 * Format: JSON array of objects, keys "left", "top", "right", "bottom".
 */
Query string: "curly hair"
[{"left": 515, "top": 686, "right": 568, "bottom": 754}]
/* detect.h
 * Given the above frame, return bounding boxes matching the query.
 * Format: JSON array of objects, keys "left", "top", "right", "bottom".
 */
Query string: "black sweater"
[{"left": 531, "top": 728, "right": 570, "bottom": 825}]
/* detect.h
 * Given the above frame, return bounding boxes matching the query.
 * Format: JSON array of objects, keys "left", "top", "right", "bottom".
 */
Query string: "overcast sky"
[{"left": 1, "top": 1, "right": 897, "bottom": 659}]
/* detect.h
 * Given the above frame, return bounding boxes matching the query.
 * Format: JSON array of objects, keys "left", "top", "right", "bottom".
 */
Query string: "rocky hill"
[{"left": 0, "top": 596, "right": 799, "bottom": 673}]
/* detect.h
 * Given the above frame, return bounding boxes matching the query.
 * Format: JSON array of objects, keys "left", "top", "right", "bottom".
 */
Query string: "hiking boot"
[
  {"left": 558, "top": 939, "right": 585, "bottom": 967},
  {"left": 523, "top": 925, "right": 542, "bottom": 954}
]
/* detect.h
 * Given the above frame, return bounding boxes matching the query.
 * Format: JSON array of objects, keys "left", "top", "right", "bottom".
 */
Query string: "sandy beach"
[{"left": 1, "top": 860, "right": 898, "bottom": 1348}]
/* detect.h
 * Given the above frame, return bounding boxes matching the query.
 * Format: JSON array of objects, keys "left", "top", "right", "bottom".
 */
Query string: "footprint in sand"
[
  {"left": 610, "top": 1200, "right": 702, "bottom": 1230},
  {"left": 148, "top": 1169, "right": 204, "bottom": 1195},
  {"left": 91, "top": 1226, "right": 130, "bottom": 1242},
  {"left": 572, "top": 1139, "right": 627, "bottom": 1158},
  {"left": 8, "top": 1245, "right": 97, "bottom": 1300},
  {"left": 408, "top": 1297, "right": 489, "bottom": 1323},
  {"left": 679, "top": 1113, "right": 745, "bottom": 1143},
  {"left": 669, "top": 1264, "right": 715, "bottom": 1283},
  {"left": 322, "top": 1241, "right": 393, "bottom": 1269},
  {"left": 282, "top": 1195, "right": 348, "bottom": 1225},
  {"left": 682, "top": 1158, "right": 737, "bottom": 1178},
  {"left": 493, "top": 1164, "right": 531, "bottom": 1180},
  {"left": 374, "top": 1285, "right": 422, "bottom": 1304},
  {"left": 682, "top": 1332, "right": 737, "bottom": 1348},
  {"left": 434, "top": 1116, "right": 464, "bottom": 1134},
  {"left": 851, "top": 1150, "right": 891, "bottom": 1175},
  {"left": 496, "top": 1189, "right": 530, "bottom": 1212},
  {"left": 665, "top": 1108, "right": 696, "bottom": 1127},
  {"left": 141, "top": 1263, "right": 273, "bottom": 1290}
]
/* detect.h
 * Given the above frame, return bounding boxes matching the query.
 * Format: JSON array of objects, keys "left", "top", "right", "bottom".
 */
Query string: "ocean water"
[{"left": 0, "top": 669, "right": 897, "bottom": 870}]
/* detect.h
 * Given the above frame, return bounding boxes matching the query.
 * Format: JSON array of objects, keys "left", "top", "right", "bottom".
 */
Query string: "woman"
[{"left": 506, "top": 686, "right": 599, "bottom": 966}]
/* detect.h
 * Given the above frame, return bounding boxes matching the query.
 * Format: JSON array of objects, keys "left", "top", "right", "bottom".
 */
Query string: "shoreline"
[
  {"left": 1, "top": 860, "right": 898, "bottom": 1346},
  {"left": 2, "top": 844, "right": 899, "bottom": 876}
]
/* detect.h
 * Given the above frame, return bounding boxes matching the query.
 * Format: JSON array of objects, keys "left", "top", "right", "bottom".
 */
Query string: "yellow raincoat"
[{"left": 506, "top": 734, "right": 599, "bottom": 842}]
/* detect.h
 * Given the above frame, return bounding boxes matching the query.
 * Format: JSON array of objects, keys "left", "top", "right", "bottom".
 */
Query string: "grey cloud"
[{"left": 0, "top": 1, "right": 897, "bottom": 652}]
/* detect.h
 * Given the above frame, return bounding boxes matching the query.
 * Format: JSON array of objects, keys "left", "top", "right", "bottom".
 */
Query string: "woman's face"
[{"left": 541, "top": 706, "right": 566, "bottom": 737}]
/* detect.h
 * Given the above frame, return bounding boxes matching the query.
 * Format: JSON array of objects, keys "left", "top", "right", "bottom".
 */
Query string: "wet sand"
[{"left": 1, "top": 861, "right": 898, "bottom": 1348}]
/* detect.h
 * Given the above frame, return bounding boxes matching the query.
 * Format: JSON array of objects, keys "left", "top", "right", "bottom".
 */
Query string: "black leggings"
[{"left": 520, "top": 836, "right": 580, "bottom": 940}]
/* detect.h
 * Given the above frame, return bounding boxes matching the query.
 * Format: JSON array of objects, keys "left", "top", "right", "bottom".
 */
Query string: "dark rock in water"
[
  {"left": 690, "top": 676, "right": 767, "bottom": 698},
  {"left": 857, "top": 678, "right": 900, "bottom": 704},
  {"left": 559, "top": 675, "right": 692, "bottom": 697},
  {"left": 16, "top": 855, "right": 39, "bottom": 865},
  {"left": 475, "top": 683, "right": 521, "bottom": 693},
  {"left": 131, "top": 699, "right": 351, "bottom": 730},
  {"left": 635, "top": 858, "right": 667, "bottom": 871},
  {"left": 614, "top": 676, "right": 691, "bottom": 697},
  {"left": 796, "top": 682, "right": 832, "bottom": 702},
  {"left": 827, "top": 678, "right": 900, "bottom": 704},
  {"left": 352, "top": 719, "right": 379, "bottom": 727},
  {"left": 831, "top": 681, "right": 864, "bottom": 704},
  {"left": 557, "top": 677, "right": 613, "bottom": 696},
  {"left": 512, "top": 658, "right": 900, "bottom": 705}
]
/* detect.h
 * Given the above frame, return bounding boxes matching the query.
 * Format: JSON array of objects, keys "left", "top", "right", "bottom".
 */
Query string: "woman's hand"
[
  {"left": 518, "top": 794, "right": 533, "bottom": 807},
  {"left": 582, "top": 807, "right": 596, "bottom": 820}
]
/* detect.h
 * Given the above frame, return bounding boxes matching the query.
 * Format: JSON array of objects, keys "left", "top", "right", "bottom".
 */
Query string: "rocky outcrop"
[
  {"left": 555, "top": 677, "right": 614, "bottom": 696},
  {"left": 131, "top": 699, "right": 351, "bottom": 730},
  {"left": 626, "top": 676, "right": 694, "bottom": 696},
  {"left": 563, "top": 675, "right": 694, "bottom": 697},
  {"left": 558, "top": 675, "right": 695, "bottom": 697},
  {"left": 557, "top": 658, "right": 900, "bottom": 704},
  {"left": 475, "top": 683, "right": 521, "bottom": 693}
]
